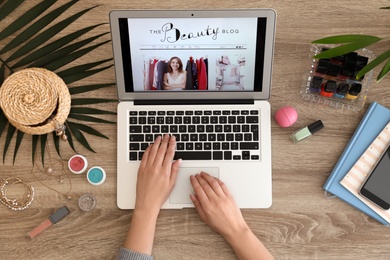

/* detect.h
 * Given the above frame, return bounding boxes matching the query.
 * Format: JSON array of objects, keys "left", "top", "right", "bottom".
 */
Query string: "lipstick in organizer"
[{"left": 27, "top": 206, "right": 70, "bottom": 239}]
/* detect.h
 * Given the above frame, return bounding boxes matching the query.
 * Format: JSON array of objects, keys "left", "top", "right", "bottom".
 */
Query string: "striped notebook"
[{"left": 340, "top": 122, "right": 390, "bottom": 223}]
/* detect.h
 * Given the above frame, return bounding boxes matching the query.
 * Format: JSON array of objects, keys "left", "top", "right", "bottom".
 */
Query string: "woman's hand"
[
  {"left": 189, "top": 172, "right": 248, "bottom": 238},
  {"left": 190, "top": 172, "right": 274, "bottom": 260},
  {"left": 135, "top": 134, "right": 181, "bottom": 215}
]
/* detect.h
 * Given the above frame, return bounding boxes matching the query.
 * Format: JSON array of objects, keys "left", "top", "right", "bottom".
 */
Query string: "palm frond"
[
  {"left": 66, "top": 121, "right": 95, "bottom": 153},
  {"left": 0, "top": 0, "right": 78, "bottom": 56},
  {"left": 0, "top": 0, "right": 24, "bottom": 22},
  {"left": 5, "top": 5, "right": 97, "bottom": 63},
  {"left": 32, "top": 135, "right": 39, "bottom": 165},
  {"left": 0, "top": 0, "right": 56, "bottom": 42},
  {"left": 71, "top": 98, "right": 117, "bottom": 106},
  {"left": 40, "top": 134, "right": 48, "bottom": 166},
  {"left": 69, "top": 83, "right": 115, "bottom": 95},
  {"left": 13, "top": 130, "right": 24, "bottom": 164},
  {"left": 68, "top": 114, "right": 116, "bottom": 124},
  {"left": 67, "top": 121, "right": 109, "bottom": 139},
  {"left": 3, "top": 124, "right": 16, "bottom": 163},
  {"left": 70, "top": 107, "right": 116, "bottom": 115},
  {"left": 0, "top": 1, "right": 115, "bottom": 163},
  {"left": 12, "top": 23, "right": 106, "bottom": 68}
]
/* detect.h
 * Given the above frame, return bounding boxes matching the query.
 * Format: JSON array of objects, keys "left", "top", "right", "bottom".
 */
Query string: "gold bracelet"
[{"left": 0, "top": 177, "right": 35, "bottom": 211}]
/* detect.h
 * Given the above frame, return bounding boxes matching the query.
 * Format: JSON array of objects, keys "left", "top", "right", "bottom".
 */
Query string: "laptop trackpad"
[{"left": 170, "top": 167, "right": 220, "bottom": 204}]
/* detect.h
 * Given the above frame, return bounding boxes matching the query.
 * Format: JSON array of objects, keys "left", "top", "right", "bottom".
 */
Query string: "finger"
[
  {"left": 190, "top": 194, "right": 207, "bottom": 222},
  {"left": 147, "top": 135, "right": 162, "bottom": 163},
  {"left": 154, "top": 134, "right": 170, "bottom": 165},
  {"left": 169, "top": 158, "right": 181, "bottom": 188},
  {"left": 200, "top": 172, "right": 225, "bottom": 197},
  {"left": 162, "top": 135, "right": 177, "bottom": 170},
  {"left": 190, "top": 175, "right": 209, "bottom": 202},
  {"left": 215, "top": 178, "right": 232, "bottom": 197},
  {"left": 139, "top": 144, "right": 151, "bottom": 171},
  {"left": 195, "top": 173, "right": 218, "bottom": 200}
]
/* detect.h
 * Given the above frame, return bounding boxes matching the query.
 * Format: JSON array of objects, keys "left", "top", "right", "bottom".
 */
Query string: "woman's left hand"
[{"left": 135, "top": 134, "right": 181, "bottom": 215}]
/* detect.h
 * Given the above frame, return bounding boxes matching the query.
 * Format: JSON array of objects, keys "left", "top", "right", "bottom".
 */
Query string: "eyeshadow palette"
[{"left": 301, "top": 45, "right": 374, "bottom": 111}]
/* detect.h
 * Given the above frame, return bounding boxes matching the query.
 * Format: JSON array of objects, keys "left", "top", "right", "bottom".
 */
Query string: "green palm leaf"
[
  {"left": 0, "top": 1, "right": 115, "bottom": 163},
  {"left": 40, "top": 134, "right": 47, "bottom": 166},
  {"left": 377, "top": 58, "right": 390, "bottom": 82},
  {"left": 32, "top": 135, "right": 39, "bottom": 165},
  {"left": 0, "top": 0, "right": 78, "bottom": 55},
  {"left": 0, "top": 0, "right": 56, "bottom": 42},
  {"left": 43, "top": 40, "right": 111, "bottom": 71},
  {"left": 29, "top": 33, "right": 109, "bottom": 68},
  {"left": 3, "top": 124, "right": 16, "bottom": 163},
  {"left": 12, "top": 23, "right": 106, "bottom": 68},
  {"left": 356, "top": 50, "right": 390, "bottom": 80},
  {"left": 66, "top": 121, "right": 95, "bottom": 153},
  {"left": 5, "top": 5, "right": 97, "bottom": 62},
  {"left": 71, "top": 98, "right": 117, "bottom": 106},
  {"left": 68, "top": 114, "right": 116, "bottom": 124},
  {"left": 70, "top": 107, "right": 116, "bottom": 115},
  {"left": 0, "top": 109, "right": 7, "bottom": 137},
  {"left": 312, "top": 35, "right": 382, "bottom": 59},
  {"left": 69, "top": 83, "right": 115, "bottom": 95},
  {"left": 61, "top": 65, "right": 113, "bottom": 85},
  {"left": 64, "top": 124, "right": 77, "bottom": 153},
  {"left": 0, "top": 0, "right": 24, "bottom": 22},
  {"left": 52, "top": 132, "right": 61, "bottom": 157},
  {"left": 57, "top": 58, "right": 112, "bottom": 78},
  {"left": 67, "top": 121, "right": 109, "bottom": 139},
  {"left": 13, "top": 130, "right": 24, "bottom": 164}
]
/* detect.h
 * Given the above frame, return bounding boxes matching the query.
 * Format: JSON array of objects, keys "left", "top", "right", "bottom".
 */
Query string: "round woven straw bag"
[{"left": 0, "top": 68, "right": 71, "bottom": 136}]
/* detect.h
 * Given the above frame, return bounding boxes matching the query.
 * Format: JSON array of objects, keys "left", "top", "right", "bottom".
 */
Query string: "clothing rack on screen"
[{"left": 143, "top": 57, "right": 208, "bottom": 90}]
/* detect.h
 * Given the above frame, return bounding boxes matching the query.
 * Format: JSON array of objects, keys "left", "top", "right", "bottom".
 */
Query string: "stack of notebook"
[{"left": 323, "top": 102, "right": 390, "bottom": 225}]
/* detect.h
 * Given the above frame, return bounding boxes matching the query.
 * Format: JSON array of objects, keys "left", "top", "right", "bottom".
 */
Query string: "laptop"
[{"left": 110, "top": 9, "right": 276, "bottom": 209}]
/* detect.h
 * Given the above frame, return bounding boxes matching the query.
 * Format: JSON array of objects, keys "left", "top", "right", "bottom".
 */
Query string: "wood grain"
[{"left": 1, "top": 1, "right": 390, "bottom": 259}]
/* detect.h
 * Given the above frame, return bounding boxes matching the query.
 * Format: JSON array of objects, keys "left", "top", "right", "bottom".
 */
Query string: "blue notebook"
[{"left": 323, "top": 102, "right": 390, "bottom": 225}]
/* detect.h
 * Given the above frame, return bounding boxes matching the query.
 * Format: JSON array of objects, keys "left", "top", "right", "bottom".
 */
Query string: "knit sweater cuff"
[{"left": 117, "top": 247, "right": 154, "bottom": 260}]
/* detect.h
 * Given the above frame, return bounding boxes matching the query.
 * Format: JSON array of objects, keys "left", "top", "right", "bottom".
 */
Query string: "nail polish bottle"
[
  {"left": 345, "top": 83, "right": 362, "bottom": 100},
  {"left": 320, "top": 80, "right": 337, "bottom": 97},
  {"left": 290, "top": 120, "right": 324, "bottom": 143},
  {"left": 310, "top": 76, "right": 323, "bottom": 93},
  {"left": 334, "top": 83, "right": 350, "bottom": 99}
]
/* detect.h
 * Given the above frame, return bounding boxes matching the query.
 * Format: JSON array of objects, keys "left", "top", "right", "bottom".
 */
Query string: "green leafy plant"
[
  {"left": 0, "top": 0, "right": 117, "bottom": 164},
  {"left": 312, "top": 6, "right": 390, "bottom": 82}
]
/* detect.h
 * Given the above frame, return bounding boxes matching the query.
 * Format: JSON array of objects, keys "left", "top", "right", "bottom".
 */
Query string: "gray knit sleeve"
[{"left": 116, "top": 247, "right": 154, "bottom": 260}]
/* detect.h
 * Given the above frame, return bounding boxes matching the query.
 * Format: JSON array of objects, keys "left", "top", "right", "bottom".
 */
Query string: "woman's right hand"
[{"left": 189, "top": 172, "right": 249, "bottom": 238}]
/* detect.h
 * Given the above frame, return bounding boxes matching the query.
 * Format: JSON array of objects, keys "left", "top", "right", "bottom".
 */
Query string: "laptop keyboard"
[{"left": 128, "top": 109, "right": 261, "bottom": 161}]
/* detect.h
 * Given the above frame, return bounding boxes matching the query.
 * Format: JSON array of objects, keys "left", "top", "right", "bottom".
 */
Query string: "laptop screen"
[{"left": 110, "top": 10, "right": 276, "bottom": 101}]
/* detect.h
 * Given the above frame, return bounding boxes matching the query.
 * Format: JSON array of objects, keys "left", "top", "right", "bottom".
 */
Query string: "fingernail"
[
  {"left": 177, "top": 158, "right": 182, "bottom": 164},
  {"left": 171, "top": 135, "right": 176, "bottom": 141}
]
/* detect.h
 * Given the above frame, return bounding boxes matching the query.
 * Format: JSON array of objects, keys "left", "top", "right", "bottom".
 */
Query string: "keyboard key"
[
  {"left": 246, "top": 116, "right": 259, "bottom": 123},
  {"left": 195, "top": 142, "right": 203, "bottom": 150},
  {"left": 130, "top": 134, "right": 144, "bottom": 142},
  {"left": 213, "top": 151, "right": 223, "bottom": 160},
  {"left": 250, "top": 110, "right": 259, "bottom": 115},
  {"left": 240, "top": 142, "right": 259, "bottom": 150},
  {"left": 204, "top": 142, "right": 212, "bottom": 150},
  {"left": 251, "top": 155, "right": 260, "bottom": 160},
  {"left": 186, "top": 143, "right": 194, "bottom": 150},
  {"left": 129, "top": 152, "right": 137, "bottom": 161},
  {"left": 130, "top": 126, "right": 142, "bottom": 133},
  {"left": 241, "top": 110, "right": 249, "bottom": 115},
  {"left": 224, "top": 151, "right": 232, "bottom": 160},
  {"left": 143, "top": 125, "right": 151, "bottom": 133},
  {"left": 179, "top": 125, "right": 187, "bottom": 132},
  {"left": 174, "top": 151, "right": 212, "bottom": 160},
  {"left": 213, "top": 110, "right": 221, "bottom": 115},
  {"left": 130, "top": 111, "right": 138, "bottom": 116},
  {"left": 148, "top": 111, "right": 156, "bottom": 115},
  {"left": 186, "top": 111, "right": 194, "bottom": 115},
  {"left": 130, "top": 117, "right": 137, "bottom": 124},
  {"left": 129, "top": 143, "right": 139, "bottom": 150},
  {"left": 139, "top": 111, "right": 147, "bottom": 115},
  {"left": 176, "top": 111, "right": 184, "bottom": 115},
  {"left": 139, "top": 117, "right": 146, "bottom": 124},
  {"left": 177, "top": 143, "right": 185, "bottom": 150},
  {"left": 242, "top": 151, "right": 250, "bottom": 160}
]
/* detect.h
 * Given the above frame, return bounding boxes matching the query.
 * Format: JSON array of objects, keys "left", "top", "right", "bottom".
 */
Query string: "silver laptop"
[{"left": 110, "top": 9, "right": 276, "bottom": 209}]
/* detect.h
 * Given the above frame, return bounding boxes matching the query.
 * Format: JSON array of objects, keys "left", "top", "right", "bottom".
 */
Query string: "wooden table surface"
[{"left": 1, "top": 1, "right": 390, "bottom": 259}]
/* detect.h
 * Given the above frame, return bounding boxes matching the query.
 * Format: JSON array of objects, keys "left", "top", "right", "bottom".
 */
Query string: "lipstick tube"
[
  {"left": 27, "top": 206, "right": 70, "bottom": 239},
  {"left": 290, "top": 120, "right": 324, "bottom": 143}
]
